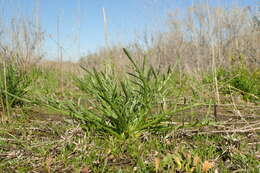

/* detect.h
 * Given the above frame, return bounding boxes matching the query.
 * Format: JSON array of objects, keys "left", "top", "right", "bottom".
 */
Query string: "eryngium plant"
[{"left": 41, "top": 49, "right": 175, "bottom": 139}]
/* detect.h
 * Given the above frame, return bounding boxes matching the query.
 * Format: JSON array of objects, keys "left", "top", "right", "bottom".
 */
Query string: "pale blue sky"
[{"left": 1, "top": 0, "right": 258, "bottom": 61}]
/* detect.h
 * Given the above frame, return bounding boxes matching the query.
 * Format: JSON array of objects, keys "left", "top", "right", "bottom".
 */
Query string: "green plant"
[
  {"left": 38, "top": 49, "right": 179, "bottom": 139},
  {"left": 228, "top": 67, "right": 260, "bottom": 101},
  {"left": 0, "top": 61, "right": 34, "bottom": 115},
  {"left": 31, "top": 67, "right": 60, "bottom": 95},
  {"left": 202, "top": 66, "right": 260, "bottom": 102}
]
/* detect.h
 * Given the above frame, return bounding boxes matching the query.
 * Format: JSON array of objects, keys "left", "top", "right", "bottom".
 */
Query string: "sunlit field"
[{"left": 0, "top": 1, "right": 259, "bottom": 172}]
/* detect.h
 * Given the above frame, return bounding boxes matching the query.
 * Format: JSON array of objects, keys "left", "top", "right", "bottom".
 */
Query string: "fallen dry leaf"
[
  {"left": 202, "top": 160, "right": 214, "bottom": 172},
  {"left": 81, "top": 167, "right": 90, "bottom": 173},
  {"left": 182, "top": 152, "right": 191, "bottom": 160},
  {"left": 154, "top": 157, "right": 161, "bottom": 172}
]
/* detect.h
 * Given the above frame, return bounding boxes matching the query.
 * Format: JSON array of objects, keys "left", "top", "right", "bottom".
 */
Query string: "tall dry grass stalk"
[
  {"left": 102, "top": 7, "right": 109, "bottom": 49},
  {"left": 80, "top": 4, "right": 259, "bottom": 73},
  {"left": 56, "top": 15, "right": 64, "bottom": 94},
  {"left": 2, "top": 61, "right": 10, "bottom": 117},
  {"left": 0, "top": 10, "right": 44, "bottom": 71},
  {"left": 205, "top": 1, "right": 220, "bottom": 104}
]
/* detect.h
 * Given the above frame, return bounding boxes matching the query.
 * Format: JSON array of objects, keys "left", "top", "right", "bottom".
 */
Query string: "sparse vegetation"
[
  {"left": 0, "top": 2, "right": 259, "bottom": 173},
  {"left": 0, "top": 59, "right": 35, "bottom": 116},
  {"left": 203, "top": 65, "right": 260, "bottom": 102}
]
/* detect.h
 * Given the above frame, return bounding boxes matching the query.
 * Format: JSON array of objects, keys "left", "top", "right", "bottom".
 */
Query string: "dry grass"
[
  {"left": 0, "top": 2, "right": 259, "bottom": 172},
  {"left": 80, "top": 5, "right": 260, "bottom": 73}
]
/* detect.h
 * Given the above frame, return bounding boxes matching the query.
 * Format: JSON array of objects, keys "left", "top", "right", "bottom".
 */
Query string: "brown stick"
[
  {"left": 198, "top": 127, "right": 260, "bottom": 134},
  {"left": 214, "top": 104, "right": 217, "bottom": 121}
]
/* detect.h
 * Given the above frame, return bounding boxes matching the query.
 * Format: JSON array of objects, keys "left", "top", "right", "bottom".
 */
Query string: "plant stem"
[{"left": 3, "top": 61, "right": 10, "bottom": 116}]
